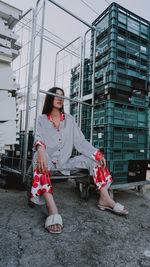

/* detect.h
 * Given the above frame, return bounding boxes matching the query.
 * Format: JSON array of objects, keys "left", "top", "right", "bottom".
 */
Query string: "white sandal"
[
  {"left": 45, "top": 214, "right": 63, "bottom": 234},
  {"left": 98, "top": 202, "right": 128, "bottom": 215}
]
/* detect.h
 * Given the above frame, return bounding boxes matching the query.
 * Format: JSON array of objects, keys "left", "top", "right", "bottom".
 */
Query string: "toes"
[
  {"left": 56, "top": 224, "right": 61, "bottom": 232},
  {"left": 46, "top": 224, "right": 61, "bottom": 233},
  {"left": 122, "top": 209, "right": 128, "bottom": 214}
]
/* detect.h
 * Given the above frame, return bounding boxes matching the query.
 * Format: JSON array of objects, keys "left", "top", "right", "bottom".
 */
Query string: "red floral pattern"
[
  {"left": 40, "top": 173, "right": 51, "bottom": 186},
  {"left": 30, "top": 169, "right": 53, "bottom": 201},
  {"left": 92, "top": 165, "right": 113, "bottom": 191},
  {"left": 93, "top": 150, "right": 104, "bottom": 161}
]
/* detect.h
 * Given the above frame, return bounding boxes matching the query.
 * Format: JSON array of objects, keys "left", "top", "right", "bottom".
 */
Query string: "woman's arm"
[
  {"left": 36, "top": 144, "right": 48, "bottom": 173},
  {"left": 34, "top": 116, "right": 48, "bottom": 173},
  {"left": 34, "top": 116, "right": 46, "bottom": 151},
  {"left": 73, "top": 119, "right": 106, "bottom": 168}
]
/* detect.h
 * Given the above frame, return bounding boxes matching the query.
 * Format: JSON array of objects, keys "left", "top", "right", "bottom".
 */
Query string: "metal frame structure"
[
  {"left": 22, "top": 0, "right": 97, "bottom": 181},
  {"left": 54, "top": 36, "right": 84, "bottom": 127}
]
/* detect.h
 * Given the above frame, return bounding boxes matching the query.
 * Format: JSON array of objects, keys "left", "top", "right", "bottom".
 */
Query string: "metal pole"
[
  {"left": 79, "top": 29, "right": 91, "bottom": 130},
  {"left": 34, "top": 0, "right": 46, "bottom": 136},
  {"left": 20, "top": 110, "right": 23, "bottom": 131},
  {"left": 90, "top": 29, "right": 96, "bottom": 144},
  {"left": 77, "top": 37, "right": 83, "bottom": 127},
  {"left": 47, "top": 0, "right": 95, "bottom": 30},
  {"left": 54, "top": 36, "right": 82, "bottom": 86},
  {"left": 55, "top": 36, "right": 81, "bottom": 57},
  {"left": 54, "top": 52, "right": 57, "bottom": 86},
  {"left": 18, "top": 8, "right": 33, "bottom": 22},
  {"left": 22, "top": 8, "right": 36, "bottom": 181},
  {"left": 40, "top": 89, "right": 93, "bottom": 107}
]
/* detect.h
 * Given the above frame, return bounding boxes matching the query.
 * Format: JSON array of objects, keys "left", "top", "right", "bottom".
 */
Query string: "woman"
[{"left": 30, "top": 87, "right": 128, "bottom": 234}]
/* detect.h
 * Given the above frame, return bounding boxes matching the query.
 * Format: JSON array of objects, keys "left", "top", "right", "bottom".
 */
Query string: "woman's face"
[{"left": 53, "top": 89, "right": 64, "bottom": 110}]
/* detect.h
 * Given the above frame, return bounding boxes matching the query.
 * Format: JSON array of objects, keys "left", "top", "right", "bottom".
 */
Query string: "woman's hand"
[
  {"left": 37, "top": 148, "right": 48, "bottom": 173},
  {"left": 93, "top": 150, "right": 106, "bottom": 169},
  {"left": 99, "top": 156, "right": 106, "bottom": 170}
]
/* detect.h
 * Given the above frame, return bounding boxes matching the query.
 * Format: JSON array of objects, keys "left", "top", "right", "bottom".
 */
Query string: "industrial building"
[{"left": 0, "top": 0, "right": 22, "bottom": 154}]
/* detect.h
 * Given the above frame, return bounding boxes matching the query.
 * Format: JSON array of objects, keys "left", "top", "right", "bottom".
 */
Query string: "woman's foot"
[
  {"left": 99, "top": 185, "right": 115, "bottom": 209},
  {"left": 45, "top": 214, "right": 63, "bottom": 234},
  {"left": 98, "top": 185, "right": 128, "bottom": 215},
  {"left": 46, "top": 223, "right": 62, "bottom": 233},
  {"left": 43, "top": 192, "right": 63, "bottom": 233},
  {"left": 99, "top": 197, "right": 115, "bottom": 209}
]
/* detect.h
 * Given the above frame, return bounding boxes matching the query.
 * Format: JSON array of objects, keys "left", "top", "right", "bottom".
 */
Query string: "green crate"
[
  {"left": 93, "top": 125, "right": 149, "bottom": 151},
  {"left": 106, "top": 160, "right": 128, "bottom": 184},
  {"left": 112, "top": 173, "right": 128, "bottom": 184},
  {"left": 107, "top": 160, "right": 128, "bottom": 172},
  {"left": 131, "top": 96, "right": 149, "bottom": 107},
  {"left": 94, "top": 100, "right": 148, "bottom": 127},
  {"left": 102, "top": 148, "right": 149, "bottom": 161}
]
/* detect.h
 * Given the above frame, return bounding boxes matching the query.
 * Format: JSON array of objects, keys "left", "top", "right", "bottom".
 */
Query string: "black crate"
[
  {"left": 94, "top": 87, "right": 149, "bottom": 105},
  {"left": 95, "top": 87, "right": 131, "bottom": 103},
  {"left": 127, "top": 160, "right": 148, "bottom": 182}
]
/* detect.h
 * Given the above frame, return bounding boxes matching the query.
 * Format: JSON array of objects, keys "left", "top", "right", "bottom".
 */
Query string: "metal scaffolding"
[
  {"left": 22, "top": 0, "right": 97, "bottom": 181},
  {"left": 0, "top": 0, "right": 97, "bottom": 183}
]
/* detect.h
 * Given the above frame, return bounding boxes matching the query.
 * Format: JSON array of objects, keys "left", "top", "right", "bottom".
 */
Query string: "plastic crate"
[
  {"left": 128, "top": 160, "right": 148, "bottom": 182},
  {"left": 94, "top": 88, "right": 149, "bottom": 106},
  {"left": 131, "top": 96, "right": 149, "bottom": 107},
  {"left": 101, "top": 148, "right": 149, "bottom": 161},
  {"left": 95, "top": 87, "right": 131, "bottom": 104},
  {"left": 106, "top": 160, "right": 128, "bottom": 184},
  {"left": 93, "top": 125, "right": 149, "bottom": 151},
  {"left": 94, "top": 100, "right": 148, "bottom": 127},
  {"left": 92, "top": 3, "right": 150, "bottom": 39}
]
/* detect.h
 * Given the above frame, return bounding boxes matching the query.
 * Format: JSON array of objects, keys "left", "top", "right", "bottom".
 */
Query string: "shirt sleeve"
[
  {"left": 73, "top": 118, "right": 103, "bottom": 161},
  {"left": 33, "top": 116, "right": 46, "bottom": 150}
]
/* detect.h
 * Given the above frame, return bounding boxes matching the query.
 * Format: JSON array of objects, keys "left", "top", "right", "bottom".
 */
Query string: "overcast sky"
[{"left": 4, "top": 0, "right": 150, "bottom": 24}]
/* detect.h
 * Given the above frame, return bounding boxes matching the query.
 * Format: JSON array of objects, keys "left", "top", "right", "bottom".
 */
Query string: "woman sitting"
[{"left": 30, "top": 87, "right": 128, "bottom": 234}]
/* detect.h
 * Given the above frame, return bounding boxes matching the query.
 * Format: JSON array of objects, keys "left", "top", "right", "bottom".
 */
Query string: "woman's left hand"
[{"left": 99, "top": 156, "right": 106, "bottom": 170}]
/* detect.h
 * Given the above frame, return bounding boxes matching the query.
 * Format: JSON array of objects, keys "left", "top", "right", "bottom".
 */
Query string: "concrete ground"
[{"left": 0, "top": 179, "right": 150, "bottom": 267}]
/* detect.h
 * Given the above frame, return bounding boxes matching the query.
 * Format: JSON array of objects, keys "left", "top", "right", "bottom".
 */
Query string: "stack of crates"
[
  {"left": 70, "top": 58, "right": 92, "bottom": 122},
  {"left": 70, "top": 58, "right": 90, "bottom": 99},
  {"left": 92, "top": 100, "right": 149, "bottom": 183},
  {"left": 89, "top": 2, "right": 150, "bottom": 184},
  {"left": 90, "top": 2, "right": 150, "bottom": 101},
  {"left": 81, "top": 104, "right": 91, "bottom": 141},
  {"left": 70, "top": 2, "right": 150, "bottom": 184}
]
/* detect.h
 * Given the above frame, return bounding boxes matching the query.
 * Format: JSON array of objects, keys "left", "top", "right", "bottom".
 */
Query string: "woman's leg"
[
  {"left": 92, "top": 165, "right": 115, "bottom": 207},
  {"left": 30, "top": 168, "right": 62, "bottom": 232},
  {"left": 99, "top": 185, "right": 115, "bottom": 208},
  {"left": 43, "top": 192, "right": 61, "bottom": 233},
  {"left": 93, "top": 166, "right": 128, "bottom": 213},
  {"left": 65, "top": 155, "right": 113, "bottom": 202}
]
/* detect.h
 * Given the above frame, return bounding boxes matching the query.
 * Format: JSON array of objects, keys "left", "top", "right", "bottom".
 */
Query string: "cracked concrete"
[{"left": 0, "top": 180, "right": 150, "bottom": 267}]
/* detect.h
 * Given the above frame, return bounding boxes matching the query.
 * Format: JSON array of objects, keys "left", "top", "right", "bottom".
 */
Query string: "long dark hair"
[{"left": 42, "top": 87, "right": 64, "bottom": 115}]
